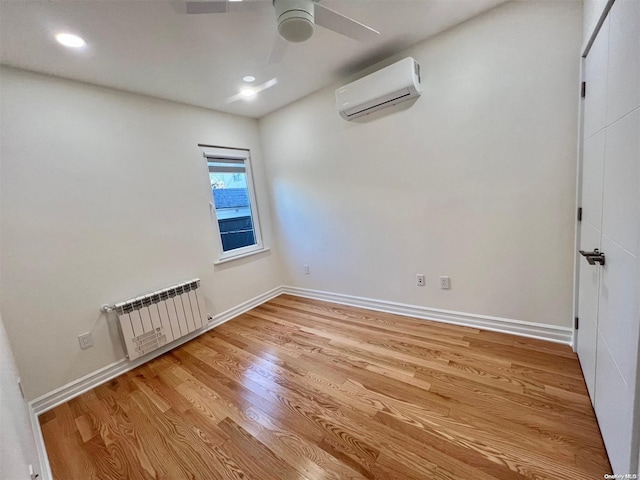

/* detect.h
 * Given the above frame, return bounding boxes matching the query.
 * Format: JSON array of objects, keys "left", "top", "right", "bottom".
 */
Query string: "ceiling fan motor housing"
[{"left": 274, "top": 0, "right": 315, "bottom": 43}]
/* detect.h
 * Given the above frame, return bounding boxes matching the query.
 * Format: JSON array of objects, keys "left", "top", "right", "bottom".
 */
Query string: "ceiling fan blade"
[
  {"left": 314, "top": 4, "right": 380, "bottom": 42},
  {"left": 267, "top": 35, "right": 288, "bottom": 63},
  {"left": 184, "top": 1, "right": 228, "bottom": 14},
  {"left": 228, "top": 0, "right": 272, "bottom": 13},
  {"left": 177, "top": 0, "right": 269, "bottom": 14}
]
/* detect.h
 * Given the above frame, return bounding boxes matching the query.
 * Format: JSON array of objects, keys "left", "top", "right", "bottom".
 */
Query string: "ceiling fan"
[{"left": 178, "top": 0, "right": 380, "bottom": 62}]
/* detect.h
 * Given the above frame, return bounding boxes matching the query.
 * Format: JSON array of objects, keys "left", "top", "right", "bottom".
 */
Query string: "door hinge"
[
  {"left": 581, "top": 81, "right": 586, "bottom": 98},
  {"left": 575, "top": 317, "right": 579, "bottom": 330},
  {"left": 577, "top": 207, "right": 582, "bottom": 222}
]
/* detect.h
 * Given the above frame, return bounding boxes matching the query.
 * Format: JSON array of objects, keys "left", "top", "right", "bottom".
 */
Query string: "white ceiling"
[{"left": 0, "top": 0, "right": 506, "bottom": 118}]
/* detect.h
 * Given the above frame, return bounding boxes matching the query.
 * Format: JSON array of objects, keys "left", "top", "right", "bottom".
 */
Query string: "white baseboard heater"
[{"left": 106, "top": 279, "right": 206, "bottom": 360}]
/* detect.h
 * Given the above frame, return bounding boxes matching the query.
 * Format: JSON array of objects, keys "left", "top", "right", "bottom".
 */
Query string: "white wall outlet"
[
  {"left": 207, "top": 314, "right": 214, "bottom": 322},
  {"left": 440, "top": 276, "right": 451, "bottom": 289},
  {"left": 304, "top": 264, "right": 310, "bottom": 275},
  {"left": 78, "top": 332, "right": 93, "bottom": 349},
  {"left": 416, "top": 274, "right": 425, "bottom": 286}
]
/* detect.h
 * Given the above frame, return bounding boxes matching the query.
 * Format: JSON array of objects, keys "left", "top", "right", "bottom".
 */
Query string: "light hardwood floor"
[{"left": 39, "top": 295, "right": 611, "bottom": 479}]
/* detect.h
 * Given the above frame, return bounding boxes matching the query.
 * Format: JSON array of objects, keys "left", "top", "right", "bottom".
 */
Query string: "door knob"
[{"left": 579, "top": 248, "right": 605, "bottom": 266}]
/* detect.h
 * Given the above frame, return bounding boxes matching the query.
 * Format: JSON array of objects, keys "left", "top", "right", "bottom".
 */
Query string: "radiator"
[{"left": 110, "top": 279, "right": 206, "bottom": 360}]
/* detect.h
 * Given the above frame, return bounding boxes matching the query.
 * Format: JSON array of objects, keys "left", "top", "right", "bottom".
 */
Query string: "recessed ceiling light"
[
  {"left": 243, "top": 75, "right": 256, "bottom": 83},
  {"left": 240, "top": 88, "right": 257, "bottom": 98},
  {"left": 55, "top": 33, "right": 86, "bottom": 48}
]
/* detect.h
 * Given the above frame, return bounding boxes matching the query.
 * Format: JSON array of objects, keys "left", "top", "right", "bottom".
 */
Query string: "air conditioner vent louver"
[{"left": 336, "top": 57, "right": 422, "bottom": 121}]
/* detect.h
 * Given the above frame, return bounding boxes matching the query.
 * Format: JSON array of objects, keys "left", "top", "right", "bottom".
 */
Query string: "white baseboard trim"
[
  {"left": 29, "top": 405, "right": 53, "bottom": 480},
  {"left": 281, "top": 286, "right": 573, "bottom": 346},
  {"left": 30, "top": 285, "right": 283, "bottom": 416}
]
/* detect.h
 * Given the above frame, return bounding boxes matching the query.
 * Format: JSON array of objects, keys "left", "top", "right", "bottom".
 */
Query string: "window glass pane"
[{"left": 208, "top": 161, "right": 256, "bottom": 252}]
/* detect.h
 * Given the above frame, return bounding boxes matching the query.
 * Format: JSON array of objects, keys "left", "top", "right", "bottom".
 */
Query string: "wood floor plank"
[
  {"left": 246, "top": 405, "right": 367, "bottom": 480},
  {"left": 40, "top": 295, "right": 611, "bottom": 479},
  {"left": 217, "top": 417, "right": 305, "bottom": 480}
]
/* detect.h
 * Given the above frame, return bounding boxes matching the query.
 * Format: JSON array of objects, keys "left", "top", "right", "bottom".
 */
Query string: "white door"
[{"left": 576, "top": 0, "right": 640, "bottom": 474}]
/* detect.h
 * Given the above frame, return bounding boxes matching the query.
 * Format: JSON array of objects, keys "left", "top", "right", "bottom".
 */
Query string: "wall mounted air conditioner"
[{"left": 335, "top": 57, "right": 422, "bottom": 121}]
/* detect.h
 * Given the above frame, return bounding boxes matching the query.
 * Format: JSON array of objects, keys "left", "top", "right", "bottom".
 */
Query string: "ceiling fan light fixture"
[
  {"left": 274, "top": 0, "right": 314, "bottom": 43},
  {"left": 278, "top": 16, "right": 314, "bottom": 42}
]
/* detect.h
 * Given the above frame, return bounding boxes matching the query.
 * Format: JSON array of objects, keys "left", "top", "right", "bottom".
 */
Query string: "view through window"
[{"left": 203, "top": 147, "right": 262, "bottom": 258}]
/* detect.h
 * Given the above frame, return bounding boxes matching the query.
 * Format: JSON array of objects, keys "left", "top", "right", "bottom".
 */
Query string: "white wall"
[
  {"left": 259, "top": 1, "right": 582, "bottom": 328},
  {"left": 0, "top": 313, "right": 39, "bottom": 480},
  {"left": 0, "top": 67, "right": 285, "bottom": 400}
]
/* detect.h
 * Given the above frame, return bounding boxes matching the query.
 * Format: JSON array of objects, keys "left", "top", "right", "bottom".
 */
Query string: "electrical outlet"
[
  {"left": 440, "top": 276, "right": 451, "bottom": 289},
  {"left": 416, "top": 274, "right": 425, "bottom": 286},
  {"left": 29, "top": 464, "right": 39, "bottom": 479},
  {"left": 207, "top": 314, "right": 213, "bottom": 322},
  {"left": 304, "top": 264, "right": 310, "bottom": 275},
  {"left": 78, "top": 332, "right": 93, "bottom": 349}
]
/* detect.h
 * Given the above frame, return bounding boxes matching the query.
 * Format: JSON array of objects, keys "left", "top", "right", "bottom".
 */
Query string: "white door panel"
[
  {"left": 577, "top": 296, "right": 598, "bottom": 400},
  {"left": 583, "top": 16, "right": 610, "bottom": 138},
  {"left": 598, "top": 235, "right": 639, "bottom": 384},
  {"left": 602, "top": 108, "right": 640, "bottom": 255},
  {"left": 577, "top": 221, "right": 601, "bottom": 402},
  {"left": 582, "top": 130, "right": 606, "bottom": 227},
  {"left": 594, "top": 332, "right": 636, "bottom": 474},
  {"left": 579, "top": 221, "right": 602, "bottom": 317},
  {"left": 606, "top": 0, "right": 640, "bottom": 124}
]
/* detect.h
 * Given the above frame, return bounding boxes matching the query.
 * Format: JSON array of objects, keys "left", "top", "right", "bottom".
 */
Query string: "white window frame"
[{"left": 201, "top": 146, "right": 265, "bottom": 263}]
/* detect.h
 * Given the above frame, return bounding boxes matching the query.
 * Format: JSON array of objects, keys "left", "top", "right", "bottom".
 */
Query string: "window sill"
[{"left": 213, "top": 247, "right": 270, "bottom": 265}]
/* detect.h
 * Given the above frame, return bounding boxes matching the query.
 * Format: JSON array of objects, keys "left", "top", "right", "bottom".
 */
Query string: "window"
[{"left": 201, "top": 146, "right": 264, "bottom": 261}]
